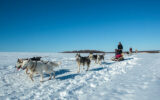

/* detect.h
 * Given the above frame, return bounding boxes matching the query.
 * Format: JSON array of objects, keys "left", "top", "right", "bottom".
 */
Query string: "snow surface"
[{"left": 0, "top": 52, "right": 160, "bottom": 100}]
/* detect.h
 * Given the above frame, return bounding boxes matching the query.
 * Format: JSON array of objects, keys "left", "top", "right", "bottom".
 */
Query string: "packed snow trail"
[
  {"left": 0, "top": 52, "right": 160, "bottom": 100},
  {"left": 85, "top": 53, "right": 160, "bottom": 100}
]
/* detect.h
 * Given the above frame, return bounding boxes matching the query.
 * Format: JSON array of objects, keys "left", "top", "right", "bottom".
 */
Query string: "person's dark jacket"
[
  {"left": 118, "top": 44, "right": 123, "bottom": 50},
  {"left": 115, "top": 49, "right": 121, "bottom": 56}
]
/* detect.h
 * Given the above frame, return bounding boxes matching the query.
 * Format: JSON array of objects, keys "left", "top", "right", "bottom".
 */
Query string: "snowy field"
[{"left": 0, "top": 52, "right": 160, "bottom": 100}]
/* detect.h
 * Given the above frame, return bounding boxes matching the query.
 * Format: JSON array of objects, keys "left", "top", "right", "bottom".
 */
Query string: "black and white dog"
[
  {"left": 89, "top": 53, "right": 98, "bottom": 64},
  {"left": 75, "top": 53, "right": 91, "bottom": 73},
  {"left": 89, "top": 53, "right": 105, "bottom": 64},
  {"left": 97, "top": 54, "right": 105, "bottom": 64}
]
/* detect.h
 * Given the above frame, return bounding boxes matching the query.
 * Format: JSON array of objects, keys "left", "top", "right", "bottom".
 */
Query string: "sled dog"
[
  {"left": 97, "top": 54, "right": 105, "bottom": 64},
  {"left": 89, "top": 53, "right": 98, "bottom": 64},
  {"left": 75, "top": 53, "right": 91, "bottom": 73},
  {"left": 15, "top": 57, "right": 41, "bottom": 74},
  {"left": 22, "top": 59, "right": 61, "bottom": 82}
]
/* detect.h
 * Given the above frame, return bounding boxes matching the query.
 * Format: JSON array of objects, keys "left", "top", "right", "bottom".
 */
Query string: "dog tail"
[
  {"left": 54, "top": 61, "right": 61, "bottom": 67},
  {"left": 55, "top": 61, "right": 62, "bottom": 68},
  {"left": 57, "top": 61, "right": 61, "bottom": 66}
]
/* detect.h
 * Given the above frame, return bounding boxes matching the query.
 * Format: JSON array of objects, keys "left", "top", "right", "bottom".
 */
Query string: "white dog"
[
  {"left": 16, "top": 59, "right": 30, "bottom": 74},
  {"left": 16, "top": 57, "right": 41, "bottom": 74},
  {"left": 21, "top": 59, "right": 60, "bottom": 82}
]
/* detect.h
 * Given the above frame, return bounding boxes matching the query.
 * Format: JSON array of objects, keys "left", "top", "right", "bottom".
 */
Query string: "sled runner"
[{"left": 111, "top": 57, "right": 124, "bottom": 61}]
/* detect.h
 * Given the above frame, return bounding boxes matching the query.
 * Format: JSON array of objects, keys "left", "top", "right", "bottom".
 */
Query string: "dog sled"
[{"left": 111, "top": 57, "right": 124, "bottom": 61}]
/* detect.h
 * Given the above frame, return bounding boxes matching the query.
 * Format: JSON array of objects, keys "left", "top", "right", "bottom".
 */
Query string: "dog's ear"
[
  {"left": 78, "top": 53, "right": 81, "bottom": 56},
  {"left": 18, "top": 59, "right": 22, "bottom": 63},
  {"left": 28, "top": 58, "right": 31, "bottom": 62},
  {"left": 18, "top": 58, "right": 20, "bottom": 62},
  {"left": 20, "top": 59, "right": 23, "bottom": 63}
]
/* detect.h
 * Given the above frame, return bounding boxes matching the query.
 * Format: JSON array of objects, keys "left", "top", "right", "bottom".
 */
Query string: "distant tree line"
[
  {"left": 138, "top": 50, "right": 160, "bottom": 53},
  {"left": 61, "top": 50, "right": 160, "bottom": 53},
  {"left": 61, "top": 50, "right": 105, "bottom": 53}
]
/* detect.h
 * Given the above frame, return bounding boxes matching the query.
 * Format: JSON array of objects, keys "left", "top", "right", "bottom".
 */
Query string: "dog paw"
[
  {"left": 48, "top": 78, "right": 51, "bottom": 80},
  {"left": 40, "top": 80, "right": 44, "bottom": 83}
]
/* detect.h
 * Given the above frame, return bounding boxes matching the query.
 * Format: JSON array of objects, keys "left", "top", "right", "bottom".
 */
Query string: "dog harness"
[
  {"left": 30, "top": 61, "right": 37, "bottom": 72},
  {"left": 41, "top": 61, "right": 49, "bottom": 64}
]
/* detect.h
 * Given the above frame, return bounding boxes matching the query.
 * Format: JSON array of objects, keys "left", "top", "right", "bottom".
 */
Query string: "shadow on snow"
[
  {"left": 102, "top": 62, "right": 116, "bottom": 65},
  {"left": 90, "top": 67, "right": 104, "bottom": 71},
  {"left": 56, "top": 73, "right": 79, "bottom": 80},
  {"left": 90, "top": 61, "right": 115, "bottom": 71},
  {"left": 36, "top": 69, "right": 70, "bottom": 78},
  {"left": 55, "top": 69, "right": 70, "bottom": 76},
  {"left": 124, "top": 58, "right": 134, "bottom": 61}
]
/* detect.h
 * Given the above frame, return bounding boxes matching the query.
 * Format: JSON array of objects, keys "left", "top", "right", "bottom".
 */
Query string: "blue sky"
[{"left": 0, "top": 0, "right": 160, "bottom": 52}]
